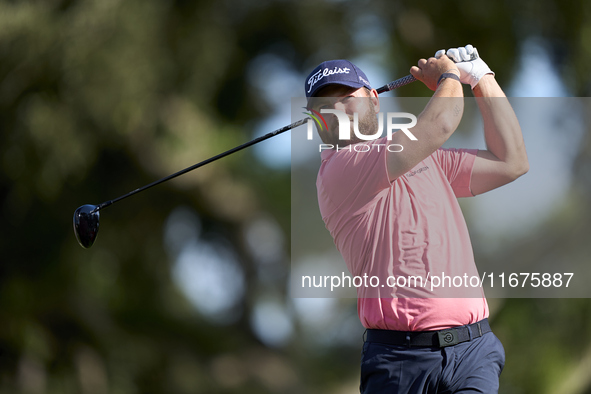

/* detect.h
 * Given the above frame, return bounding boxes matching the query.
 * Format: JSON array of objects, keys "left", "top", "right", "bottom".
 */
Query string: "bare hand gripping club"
[{"left": 73, "top": 74, "right": 417, "bottom": 248}]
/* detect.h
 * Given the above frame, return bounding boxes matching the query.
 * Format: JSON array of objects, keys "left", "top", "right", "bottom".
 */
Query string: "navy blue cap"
[{"left": 305, "top": 59, "right": 372, "bottom": 98}]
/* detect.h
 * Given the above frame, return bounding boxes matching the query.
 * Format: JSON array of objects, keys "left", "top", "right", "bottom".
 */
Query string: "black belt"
[{"left": 366, "top": 319, "right": 491, "bottom": 348}]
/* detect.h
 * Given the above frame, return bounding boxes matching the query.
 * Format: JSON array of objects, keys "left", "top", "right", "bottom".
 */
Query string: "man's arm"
[
  {"left": 439, "top": 45, "right": 529, "bottom": 195},
  {"left": 470, "top": 75, "right": 529, "bottom": 195},
  {"left": 386, "top": 56, "right": 464, "bottom": 181}
]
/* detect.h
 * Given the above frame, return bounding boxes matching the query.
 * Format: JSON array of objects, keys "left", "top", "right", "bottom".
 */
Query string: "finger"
[
  {"left": 417, "top": 58, "right": 428, "bottom": 69},
  {"left": 465, "top": 44, "right": 474, "bottom": 56},
  {"left": 409, "top": 65, "right": 421, "bottom": 78},
  {"left": 435, "top": 49, "right": 446, "bottom": 59},
  {"left": 458, "top": 47, "right": 468, "bottom": 61},
  {"left": 473, "top": 47, "right": 479, "bottom": 59},
  {"left": 446, "top": 48, "right": 460, "bottom": 63}
]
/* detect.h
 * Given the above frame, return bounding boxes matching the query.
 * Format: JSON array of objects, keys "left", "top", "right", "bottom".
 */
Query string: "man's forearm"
[
  {"left": 418, "top": 77, "right": 464, "bottom": 138},
  {"left": 473, "top": 75, "right": 529, "bottom": 177},
  {"left": 386, "top": 57, "right": 465, "bottom": 181}
]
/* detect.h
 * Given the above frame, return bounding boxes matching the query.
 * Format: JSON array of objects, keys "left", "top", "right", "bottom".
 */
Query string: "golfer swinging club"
[{"left": 305, "top": 45, "right": 528, "bottom": 393}]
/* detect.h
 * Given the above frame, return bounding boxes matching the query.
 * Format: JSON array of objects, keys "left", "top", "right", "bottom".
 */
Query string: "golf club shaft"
[
  {"left": 90, "top": 74, "right": 417, "bottom": 214},
  {"left": 91, "top": 118, "right": 308, "bottom": 213}
]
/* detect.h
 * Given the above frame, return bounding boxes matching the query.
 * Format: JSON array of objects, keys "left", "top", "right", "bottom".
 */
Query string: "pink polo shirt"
[{"left": 316, "top": 137, "right": 488, "bottom": 331}]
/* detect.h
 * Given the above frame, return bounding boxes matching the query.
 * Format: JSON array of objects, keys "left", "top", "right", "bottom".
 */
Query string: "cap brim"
[{"left": 307, "top": 81, "right": 367, "bottom": 98}]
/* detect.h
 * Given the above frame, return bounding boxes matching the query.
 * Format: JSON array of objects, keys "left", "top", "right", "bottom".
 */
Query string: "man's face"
[{"left": 307, "top": 85, "right": 381, "bottom": 146}]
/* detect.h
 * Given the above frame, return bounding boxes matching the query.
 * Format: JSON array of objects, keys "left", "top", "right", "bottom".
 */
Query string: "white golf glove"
[{"left": 435, "top": 45, "right": 493, "bottom": 89}]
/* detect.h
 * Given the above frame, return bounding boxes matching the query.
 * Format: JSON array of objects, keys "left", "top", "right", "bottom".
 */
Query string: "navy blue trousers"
[{"left": 360, "top": 332, "right": 505, "bottom": 393}]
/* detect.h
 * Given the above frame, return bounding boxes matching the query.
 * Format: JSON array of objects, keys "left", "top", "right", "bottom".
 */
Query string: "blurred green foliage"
[{"left": 1, "top": 0, "right": 591, "bottom": 393}]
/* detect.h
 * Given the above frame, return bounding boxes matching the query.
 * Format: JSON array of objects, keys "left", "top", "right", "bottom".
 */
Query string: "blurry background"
[{"left": 1, "top": 0, "right": 591, "bottom": 393}]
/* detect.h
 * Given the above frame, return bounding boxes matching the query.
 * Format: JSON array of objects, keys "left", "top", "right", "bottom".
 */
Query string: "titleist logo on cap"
[
  {"left": 305, "top": 59, "right": 371, "bottom": 97},
  {"left": 307, "top": 67, "right": 351, "bottom": 94}
]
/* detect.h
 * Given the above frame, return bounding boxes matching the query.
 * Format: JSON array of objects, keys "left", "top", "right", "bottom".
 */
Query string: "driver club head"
[{"left": 73, "top": 204, "right": 100, "bottom": 249}]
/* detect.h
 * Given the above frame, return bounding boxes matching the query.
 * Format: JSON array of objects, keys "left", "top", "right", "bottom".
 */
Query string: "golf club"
[{"left": 73, "top": 74, "right": 417, "bottom": 249}]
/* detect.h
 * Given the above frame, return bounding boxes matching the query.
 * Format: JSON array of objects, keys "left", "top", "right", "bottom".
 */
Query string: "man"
[{"left": 304, "top": 45, "right": 528, "bottom": 393}]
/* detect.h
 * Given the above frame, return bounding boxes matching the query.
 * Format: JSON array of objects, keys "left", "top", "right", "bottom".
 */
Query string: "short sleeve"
[{"left": 433, "top": 148, "right": 478, "bottom": 198}]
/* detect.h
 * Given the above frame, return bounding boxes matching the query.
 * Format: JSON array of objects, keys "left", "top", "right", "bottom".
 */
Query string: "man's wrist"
[
  {"left": 472, "top": 74, "right": 497, "bottom": 95},
  {"left": 442, "top": 68, "right": 460, "bottom": 77},
  {"left": 437, "top": 72, "right": 461, "bottom": 87}
]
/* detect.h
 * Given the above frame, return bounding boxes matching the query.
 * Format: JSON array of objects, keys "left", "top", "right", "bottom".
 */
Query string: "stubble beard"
[{"left": 329, "top": 100, "right": 379, "bottom": 147}]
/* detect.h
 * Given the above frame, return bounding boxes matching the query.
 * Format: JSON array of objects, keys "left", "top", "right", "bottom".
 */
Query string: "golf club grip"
[{"left": 376, "top": 75, "right": 417, "bottom": 94}]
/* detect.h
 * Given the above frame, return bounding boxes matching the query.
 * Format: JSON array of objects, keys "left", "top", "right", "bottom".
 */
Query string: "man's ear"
[{"left": 370, "top": 88, "right": 380, "bottom": 113}]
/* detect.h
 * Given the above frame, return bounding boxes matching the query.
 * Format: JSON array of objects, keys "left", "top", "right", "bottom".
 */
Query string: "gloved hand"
[{"left": 435, "top": 45, "right": 493, "bottom": 89}]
